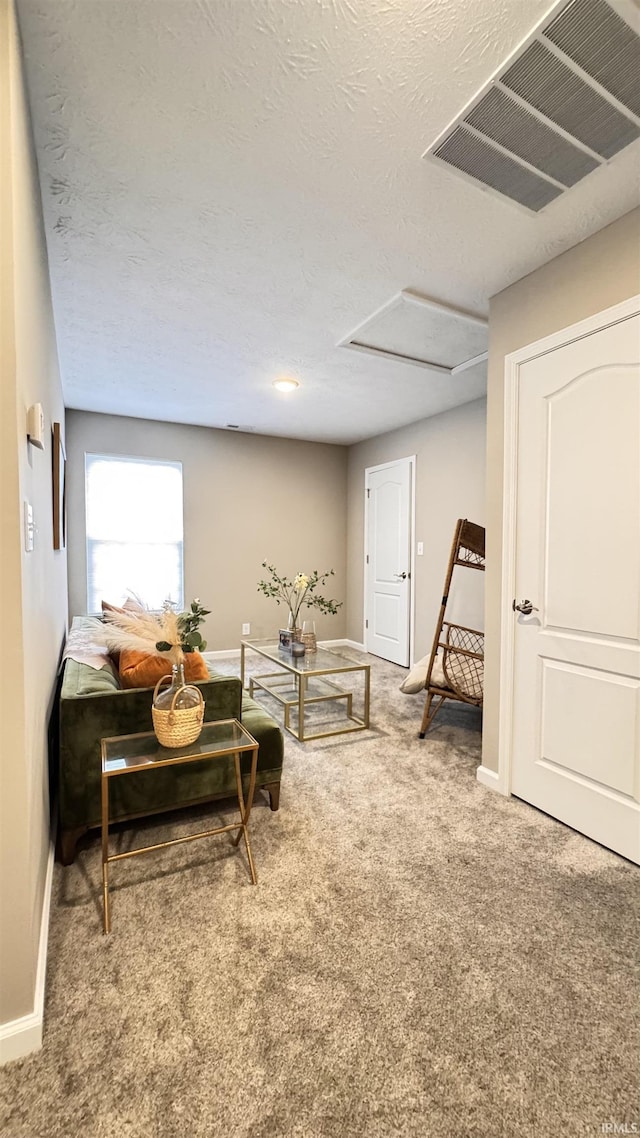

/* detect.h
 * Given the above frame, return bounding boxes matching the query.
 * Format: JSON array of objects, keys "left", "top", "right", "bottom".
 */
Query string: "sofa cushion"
[
  {"left": 119, "top": 649, "right": 209, "bottom": 689},
  {"left": 102, "top": 596, "right": 146, "bottom": 616},
  {"left": 241, "top": 692, "right": 285, "bottom": 775},
  {"left": 63, "top": 656, "right": 121, "bottom": 696},
  {"left": 101, "top": 600, "right": 126, "bottom": 616}
]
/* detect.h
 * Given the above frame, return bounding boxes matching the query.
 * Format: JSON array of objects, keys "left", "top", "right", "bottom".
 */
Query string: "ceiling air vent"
[
  {"left": 434, "top": 126, "right": 563, "bottom": 211},
  {"left": 501, "top": 39, "right": 639, "bottom": 159},
  {"left": 544, "top": 0, "right": 640, "bottom": 118},
  {"left": 424, "top": 0, "right": 640, "bottom": 212},
  {"left": 464, "top": 86, "right": 599, "bottom": 186}
]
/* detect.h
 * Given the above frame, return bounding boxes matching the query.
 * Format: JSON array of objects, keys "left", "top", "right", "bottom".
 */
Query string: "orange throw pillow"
[{"left": 119, "top": 650, "right": 209, "bottom": 689}]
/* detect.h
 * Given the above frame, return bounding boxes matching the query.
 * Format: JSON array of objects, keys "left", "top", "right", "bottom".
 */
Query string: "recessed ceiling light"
[{"left": 272, "top": 377, "right": 300, "bottom": 393}]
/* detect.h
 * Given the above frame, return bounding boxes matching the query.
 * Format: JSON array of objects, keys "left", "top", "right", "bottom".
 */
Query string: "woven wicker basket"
[{"left": 152, "top": 675, "right": 205, "bottom": 748}]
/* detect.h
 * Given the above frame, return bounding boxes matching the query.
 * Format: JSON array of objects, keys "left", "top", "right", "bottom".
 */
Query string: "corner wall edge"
[{"left": 0, "top": 837, "right": 54, "bottom": 1065}]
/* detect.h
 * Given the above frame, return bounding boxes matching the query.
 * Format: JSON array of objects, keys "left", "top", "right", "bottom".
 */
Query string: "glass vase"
[
  {"left": 301, "top": 620, "right": 317, "bottom": 654},
  {"left": 287, "top": 611, "right": 302, "bottom": 641},
  {"left": 153, "top": 663, "right": 199, "bottom": 710},
  {"left": 152, "top": 661, "right": 204, "bottom": 747}
]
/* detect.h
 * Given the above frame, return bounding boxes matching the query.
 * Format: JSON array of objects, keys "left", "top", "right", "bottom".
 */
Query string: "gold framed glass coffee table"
[
  {"left": 240, "top": 638, "right": 370, "bottom": 742},
  {"left": 100, "top": 719, "right": 259, "bottom": 934}
]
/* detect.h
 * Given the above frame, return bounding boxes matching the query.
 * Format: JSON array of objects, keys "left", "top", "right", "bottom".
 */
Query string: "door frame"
[
  {"left": 363, "top": 455, "right": 416, "bottom": 665},
  {"left": 496, "top": 293, "right": 640, "bottom": 797}
]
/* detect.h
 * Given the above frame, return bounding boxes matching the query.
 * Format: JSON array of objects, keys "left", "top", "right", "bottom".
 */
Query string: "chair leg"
[{"left": 418, "top": 692, "right": 446, "bottom": 738}]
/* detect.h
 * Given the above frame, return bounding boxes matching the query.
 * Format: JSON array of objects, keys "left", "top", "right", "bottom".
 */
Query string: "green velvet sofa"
[{"left": 57, "top": 618, "right": 284, "bottom": 864}]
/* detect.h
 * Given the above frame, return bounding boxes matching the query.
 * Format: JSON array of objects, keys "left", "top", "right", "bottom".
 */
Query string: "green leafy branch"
[
  {"left": 257, "top": 563, "right": 342, "bottom": 625},
  {"left": 156, "top": 598, "right": 210, "bottom": 655}
]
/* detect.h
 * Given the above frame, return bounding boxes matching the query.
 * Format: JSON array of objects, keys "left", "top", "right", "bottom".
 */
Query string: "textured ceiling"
[{"left": 16, "top": 0, "right": 640, "bottom": 445}]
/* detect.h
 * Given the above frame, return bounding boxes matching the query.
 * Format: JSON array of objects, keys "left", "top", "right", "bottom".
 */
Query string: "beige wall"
[
  {"left": 66, "top": 412, "right": 348, "bottom": 647},
  {"left": 483, "top": 206, "right": 640, "bottom": 774},
  {"left": 0, "top": 0, "right": 67, "bottom": 1034},
  {"left": 346, "top": 398, "right": 487, "bottom": 658}
]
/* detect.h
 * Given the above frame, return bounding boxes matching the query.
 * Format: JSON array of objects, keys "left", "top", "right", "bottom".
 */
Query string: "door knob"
[
  {"left": 394, "top": 571, "right": 408, "bottom": 580},
  {"left": 512, "top": 599, "right": 539, "bottom": 615}
]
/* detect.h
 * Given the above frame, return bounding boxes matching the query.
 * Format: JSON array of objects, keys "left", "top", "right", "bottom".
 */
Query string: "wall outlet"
[
  {"left": 242, "top": 622, "right": 251, "bottom": 635},
  {"left": 417, "top": 541, "right": 424, "bottom": 556}
]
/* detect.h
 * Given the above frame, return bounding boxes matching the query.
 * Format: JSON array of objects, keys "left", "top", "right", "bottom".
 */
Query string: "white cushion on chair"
[
  {"left": 431, "top": 656, "right": 448, "bottom": 689},
  {"left": 399, "top": 656, "right": 428, "bottom": 694},
  {"left": 399, "top": 654, "right": 449, "bottom": 695}
]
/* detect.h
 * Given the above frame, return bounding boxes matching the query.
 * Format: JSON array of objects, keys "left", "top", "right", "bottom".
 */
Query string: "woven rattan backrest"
[
  {"left": 455, "top": 519, "right": 485, "bottom": 569},
  {"left": 442, "top": 623, "right": 484, "bottom": 703}
]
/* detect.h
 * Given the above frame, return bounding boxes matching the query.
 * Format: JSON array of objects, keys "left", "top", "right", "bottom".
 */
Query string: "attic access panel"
[
  {"left": 338, "top": 290, "right": 488, "bottom": 374},
  {"left": 423, "top": 0, "right": 640, "bottom": 213}
]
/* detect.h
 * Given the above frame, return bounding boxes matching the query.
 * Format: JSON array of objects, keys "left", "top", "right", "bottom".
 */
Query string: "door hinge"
[
  {"left": 366, "top": 487, "right": 370, "bottom": 498},
  {"left": 365, "top": 619, "right": 369, "bottom": 628},
  {"left": 366, "top": 554, "right": 369, "bottom": 564}
]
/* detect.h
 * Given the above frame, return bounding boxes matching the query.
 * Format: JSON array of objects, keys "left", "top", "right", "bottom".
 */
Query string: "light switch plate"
[
  {"left": 24, "top": 501, "right": 34, "bottom": 551},
  {"left": 417, "top": 541, "right": 424, "bottom": 556}
]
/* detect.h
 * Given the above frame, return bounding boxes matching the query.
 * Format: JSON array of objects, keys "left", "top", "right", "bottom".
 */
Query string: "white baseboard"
[
  {"left": 476, "top": 764, "right": 505, "bottom": 794},
  {"left": 0, "top": 837, "right": 55, "bottom": 1065},
  {"left": 320, "top": 639, "right": 367, "bottom": 652},
  {"left": 205, "top": 648, "right": 241, "bottom": 660}
]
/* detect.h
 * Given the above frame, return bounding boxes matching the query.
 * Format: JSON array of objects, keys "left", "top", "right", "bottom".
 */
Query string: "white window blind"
[{"left": 85, "top": 454, "right": 184, "bottom": 613}]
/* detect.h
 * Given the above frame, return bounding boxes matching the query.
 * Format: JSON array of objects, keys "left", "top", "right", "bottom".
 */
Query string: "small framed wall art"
[{"left": 52, "top": 421, "right": 66, "bottom": 550}]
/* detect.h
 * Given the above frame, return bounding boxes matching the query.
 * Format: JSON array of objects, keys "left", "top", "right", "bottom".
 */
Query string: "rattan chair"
[{"left": 419, "top": 519, "right": 485, "bottom": 737}]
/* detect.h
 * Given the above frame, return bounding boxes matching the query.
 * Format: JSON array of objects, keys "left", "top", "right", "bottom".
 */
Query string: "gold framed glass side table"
[
  {"left": 240, "top": 639, "right": 371, "bottom": 742},
  {"left": 100, "top": 719, "right": 259, "bottom": 934}
]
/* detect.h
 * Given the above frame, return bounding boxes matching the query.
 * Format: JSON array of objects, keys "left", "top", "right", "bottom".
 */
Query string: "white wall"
[
  {"left": 483, "top": 206, "right": 640, "bottom": 775},
  {"left": 346, "top": 398, "right": 487, "bottom": 658},
  {"left": 66, "top": 412, "right": 349, "bottom": 648},
  {"left": 0, "top": 0, "right": 67, "bottom": 1056}
]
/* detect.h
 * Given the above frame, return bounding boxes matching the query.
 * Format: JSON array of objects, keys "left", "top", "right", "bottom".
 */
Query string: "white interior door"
[
  {"left": 365, "top": 458, "right": 413, "bottom": 666},
  {"left": 509, "top": 308, "right": 640, "bottom": 864}
]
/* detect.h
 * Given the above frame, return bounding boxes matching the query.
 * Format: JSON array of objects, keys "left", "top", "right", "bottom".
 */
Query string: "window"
[{"left": 85, "top": 454, "right": 184, "bottom": 613}]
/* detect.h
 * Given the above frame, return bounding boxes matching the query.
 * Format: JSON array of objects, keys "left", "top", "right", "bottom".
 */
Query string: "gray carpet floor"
[{"left": 1, "top": 651, "right": 638, "bottom": 1138}]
